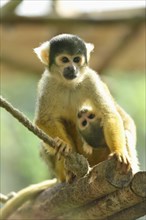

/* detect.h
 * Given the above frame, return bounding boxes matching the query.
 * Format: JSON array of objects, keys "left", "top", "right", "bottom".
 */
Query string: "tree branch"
[
  {"left": 0, "top": 96, "right": 57, "bottom": 149},
  {"left": 107, "top": 201, "right": 146, "bottom": 220},
  {"left": 7, "top": 161, "right": 145, "bottom": 220}
]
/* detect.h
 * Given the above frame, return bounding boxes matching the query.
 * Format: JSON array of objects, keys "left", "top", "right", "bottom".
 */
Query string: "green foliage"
[{"left": 1, "top": 72, "right": 50, "bottom": 193}]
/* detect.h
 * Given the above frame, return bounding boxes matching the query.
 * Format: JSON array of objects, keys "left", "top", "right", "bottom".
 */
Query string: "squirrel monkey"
[
  {"left": 1, "top": 34, "right": 139, "bottom": 219},
  {"left": 34, "top": 34, "right": 139, "bottom": 182},
  {"left": 0, "top": 34, "right": 139, "bottom": 218}
]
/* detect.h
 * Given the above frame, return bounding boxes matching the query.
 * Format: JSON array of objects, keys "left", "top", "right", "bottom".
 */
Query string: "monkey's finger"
[
  {"left": 108, "top": 152, "right": 121, "bottom": 162},
  {"left": 108, "top": 152, "right": 129, "bottom": 173},
  {"left": 54, "top": 137, "right": 63, "bottom": 154},
  {"left": 56, "top": 152, "right": 62, "bottom": 160},
  {"left": 119, "top": 161, "right": 130, "bottom": 174},
  {"left": 55, "top": 148, "right": 63, "bottom": 160},
  {"left": 55, "top": 146, "right": 63, "bottom": 160},
  {"left": 57, "top": 145, "right": 67, "bottom": 159},
  {"left": 54, "top": 139, "right": 68, "bottom": 159},
  {"left": 116, "top": 154, "right": 131, "bottom": 173},
  {"left": 54, "top": 137, "right": 62, "bottom": 147},
  {"left": 123, "top": 156, "right": 131, "bottom": 173}
]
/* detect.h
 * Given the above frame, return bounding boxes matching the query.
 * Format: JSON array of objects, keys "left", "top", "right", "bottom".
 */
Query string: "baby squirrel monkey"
[
  {"left": 34, "top": 34, "right": 139, "bottom": 182},
  {"left": 77, "top": 104, "right": 139, "bottom": 174}
]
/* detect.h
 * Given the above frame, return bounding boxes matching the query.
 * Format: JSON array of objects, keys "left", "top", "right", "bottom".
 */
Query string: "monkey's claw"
[
  {"left": 109, "top": 152, "right": 131, "bottom": 174},
  {"left": 54, "top": 137, "right": 72, "bottom": 159}
]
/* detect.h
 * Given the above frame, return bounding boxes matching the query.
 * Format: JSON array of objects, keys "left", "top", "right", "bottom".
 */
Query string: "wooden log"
[
  {"left": 61, "top": 172, "right": 146, "bottom": 220},
  {"left": 131, "top": 171, "right": 146, "bottom": 197},
  {"left": 8, "top": 157, "right": 133, "bottom": 219},
  {"left": 107, "top": 201, "right": 146, "bottom": 220}
]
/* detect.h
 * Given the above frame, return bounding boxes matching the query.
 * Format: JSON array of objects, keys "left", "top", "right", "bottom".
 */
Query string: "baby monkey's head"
[
  {"left": 34, "top": 34, "right": 94, "bottom": 81},
  {"left": 77, "top": 106, "right": 107, "bottom": 149}
]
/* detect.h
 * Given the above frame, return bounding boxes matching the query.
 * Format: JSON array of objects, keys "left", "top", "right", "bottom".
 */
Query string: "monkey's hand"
[
  {"left": 54, "top": 137, "right": 72, "bottom": 160},
  {"left": 54, "top": 137, "right": 81, "bottom": 183},
  {"left": 108, "top": 151, "right": 131, "bottom": 174}
]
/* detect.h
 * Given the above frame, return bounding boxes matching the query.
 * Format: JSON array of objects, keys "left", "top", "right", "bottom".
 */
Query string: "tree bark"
[{"left": 7, "top": 158, "right": 146, "bottom": 220}]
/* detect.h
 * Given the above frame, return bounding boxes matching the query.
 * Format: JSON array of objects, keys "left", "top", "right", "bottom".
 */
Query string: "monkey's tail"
[{"left": 0, "top": 178, "right": 57, "bottom": 220}]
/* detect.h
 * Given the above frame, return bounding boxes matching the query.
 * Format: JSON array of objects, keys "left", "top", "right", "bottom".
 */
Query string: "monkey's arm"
[
  {"left": 0, "top": 179, "right": 57, "bottom": 220},
  {"left": 100, "top": 80, "right": 138, "bottom": 172},
  {"left": 88, "top": 75, "right": 130, "bottom": 170},
  {"left": 102, "top": 82, "right": 136, "bottom": 143},
  {"left": 102, "top": 81, "right": 136, "bottom": 147},
  {"left": 35, "top": 119, "right": 76, "bottom": 154},
  {"left": 102, "top": 112, "right": 127, "bottom": 155}
]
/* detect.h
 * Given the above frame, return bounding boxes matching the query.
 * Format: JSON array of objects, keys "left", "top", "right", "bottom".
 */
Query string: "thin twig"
[{"left": 0, "top": 96, "right": 56, "bottom": 149}]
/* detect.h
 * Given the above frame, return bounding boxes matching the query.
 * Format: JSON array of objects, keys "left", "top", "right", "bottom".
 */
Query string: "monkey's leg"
[
  {"left": 40, "top": 145, "right": 67, "bottom": 182},
  {"left": 101, "top": 82, "right": 138, "bottom": 172},
  {"left": 35, "top": 119, "right": 77, "bottom": 182}
]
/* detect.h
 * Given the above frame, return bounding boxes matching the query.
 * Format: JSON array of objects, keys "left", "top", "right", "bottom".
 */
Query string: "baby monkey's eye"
[
  {"left": 73, "top": 56, "right": 81, "bottom": 63},
  {"left": 82, "top": 120, "right": 87, "bottom": 127},
  {"left": 88, "top": 114, "right": 95, "bottom": 119},
  {"left": 62, "top": 57, "right": 69, "bottom": 63}
]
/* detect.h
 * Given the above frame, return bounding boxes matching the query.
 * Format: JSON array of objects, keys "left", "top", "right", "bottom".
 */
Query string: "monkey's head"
[
  {"left": 77, "top": 107, "right": 107, "bottom": 149},
  {"left": 34, "top": 34, "right": 94, "bottom": 81}
]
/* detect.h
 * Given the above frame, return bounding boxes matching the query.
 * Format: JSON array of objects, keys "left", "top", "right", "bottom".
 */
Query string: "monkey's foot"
[
  {"left": 109, "top": 152, "right": 131, "bottom": 174},
  {"left": 54, "top": 137, "right": 72, "bottom": 160}
]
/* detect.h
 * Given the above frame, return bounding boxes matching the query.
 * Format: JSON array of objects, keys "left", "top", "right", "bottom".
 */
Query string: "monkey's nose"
[{"left": 63, "top": 66, "right": 77, "bottom": 80}]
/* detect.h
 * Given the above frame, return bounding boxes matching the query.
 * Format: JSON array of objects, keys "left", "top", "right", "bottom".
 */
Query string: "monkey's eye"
[
  {"left": 62, "top": 57, "right": 69, "bottom": 63},
  {"left": 73, "top": 56, "right": 81, "bottom": 63},
  {"left": 82, "top": 120, "right": 87, "bottom": 127},
  {"left": 88, "top": 114, "right": 95, "bottom": 119}
]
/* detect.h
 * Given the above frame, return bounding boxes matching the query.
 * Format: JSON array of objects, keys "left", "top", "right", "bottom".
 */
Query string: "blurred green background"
[
  {"left": 1, "top": 71, "right": 49, "bottom": 194},
  {"left": 1, "top": 69, "right": 145, "bottom": 194}
]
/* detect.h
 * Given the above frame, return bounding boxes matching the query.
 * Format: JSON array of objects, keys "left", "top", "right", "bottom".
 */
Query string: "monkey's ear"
[
  {"left": 34, "top": 41, "right": 50, "bottom": 65},
  {"left": 85, "top": 43, "right": 94, "bottom": 62}
]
